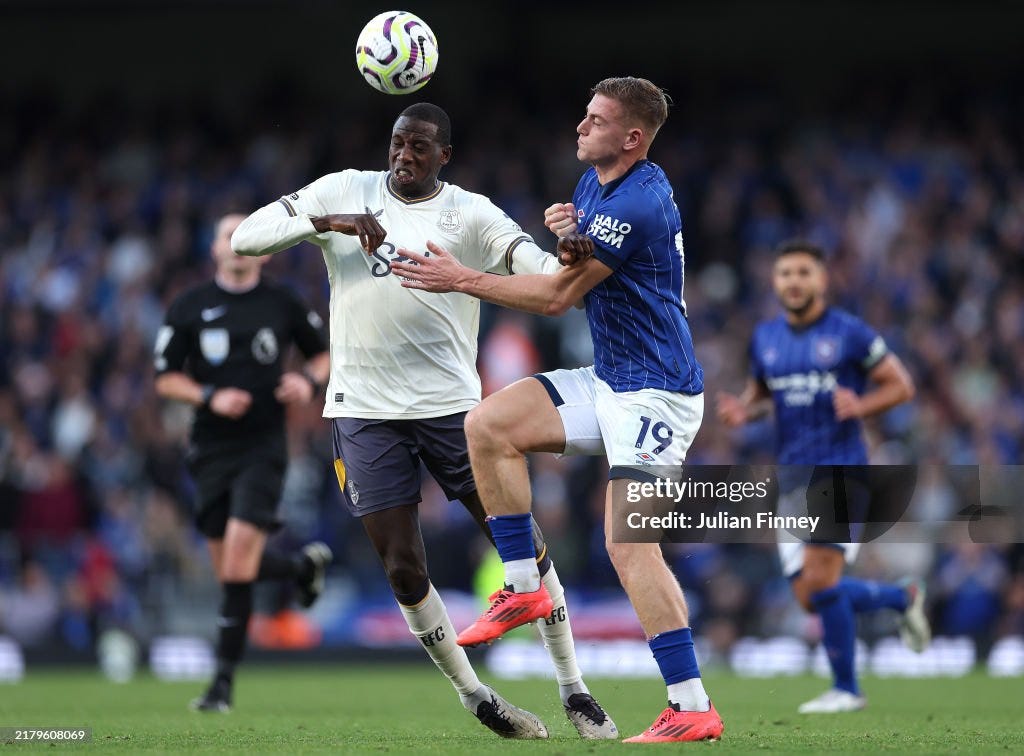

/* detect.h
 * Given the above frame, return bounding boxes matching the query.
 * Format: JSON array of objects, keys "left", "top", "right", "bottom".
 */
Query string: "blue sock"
[
  {"left": 811, "top": 585, "right": 858, "bottom": 695},
  {"left": 486, "top": 514, "right": 536, "bottom": 562},
  {"left": 649, "top": 627, "right": 701, "bottom": 684},
  {"left": 839, "top": 577, "right": 908, "bottom": 613}
]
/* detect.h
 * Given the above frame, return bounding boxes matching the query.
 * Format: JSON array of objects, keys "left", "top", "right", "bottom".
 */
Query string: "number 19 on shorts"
[{"left": 635, "top": 415, "right": 674, "bottom": 456}]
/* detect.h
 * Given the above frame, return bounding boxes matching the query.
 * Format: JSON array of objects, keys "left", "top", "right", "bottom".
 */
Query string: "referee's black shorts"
[{"left": 186, "top": 434, "right": 287, "bottom": 538}]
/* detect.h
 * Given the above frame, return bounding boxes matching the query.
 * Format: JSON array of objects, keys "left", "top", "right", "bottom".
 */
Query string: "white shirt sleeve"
[
  {"left": 231, "top": 173, "right": 345, "bottom": 256},
  {"left": 231, "top": 200, "right": 319, "bottom": 256},
  {"left": 472, "top": 195, "right": 560, "bottom": 276},
  {"left": 508, "top": 240, "right": 562, "bottom": 275}
]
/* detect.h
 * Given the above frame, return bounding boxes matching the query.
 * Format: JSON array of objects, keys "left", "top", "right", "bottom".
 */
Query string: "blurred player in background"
[
  {"left": 231, "top": 103, "right": 617, "bottom": 740},
  {"left": 154, "top": 213, "right": 333, "bottom": 712},
  {"left": 716, "top": 240, "right": 931, "bottom": 713},
  {"left": 394, "top": 77, "right": 725, "bottom": 743}
]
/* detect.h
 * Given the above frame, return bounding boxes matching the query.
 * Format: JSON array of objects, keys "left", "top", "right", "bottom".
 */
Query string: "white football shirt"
[{"left": 232, "top": 169, "right": 562, "bottom": 419}]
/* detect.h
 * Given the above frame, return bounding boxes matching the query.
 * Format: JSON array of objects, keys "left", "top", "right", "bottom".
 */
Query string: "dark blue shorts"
[{"left": 331, "top": 413, "right": 476, "bottom": 517}]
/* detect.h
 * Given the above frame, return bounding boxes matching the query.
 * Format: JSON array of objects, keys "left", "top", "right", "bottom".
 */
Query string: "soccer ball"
[{"left": 355, "top": 11, "right": 438, "bottom": 95}]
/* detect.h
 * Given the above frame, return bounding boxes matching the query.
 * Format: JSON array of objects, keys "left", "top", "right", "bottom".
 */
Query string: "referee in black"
[{"left": 155, "top": 213, "right": 332, "bottom": 712}]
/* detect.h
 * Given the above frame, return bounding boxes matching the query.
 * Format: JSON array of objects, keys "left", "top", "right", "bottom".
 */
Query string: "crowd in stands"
[{"left": 2, "top": 75, "right": 1022, "bottom": 656}]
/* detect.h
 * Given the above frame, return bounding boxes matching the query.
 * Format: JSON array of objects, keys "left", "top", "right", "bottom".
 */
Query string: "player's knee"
[
  {"left": 464, "top": 405, "right": 495, "bottom": 446},
  {"left": 792, "top": 570, "right": 837, "bottom": 611},
  {"left": 465, "top": 405, "right": 504, "bottom": 450},
  {"left": 381, "top": 555, "right": 429, "bottom": 598}
]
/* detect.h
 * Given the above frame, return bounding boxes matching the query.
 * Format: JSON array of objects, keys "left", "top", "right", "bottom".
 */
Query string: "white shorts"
[
  {"left": 777, "top": 537, "right": 861, "bottom": 578},
  {"left": 534, "top": 366, "right": 703, "bottom": 478},
  {"left": 774, "top": 469, "right": 861, "bottom": 577}
]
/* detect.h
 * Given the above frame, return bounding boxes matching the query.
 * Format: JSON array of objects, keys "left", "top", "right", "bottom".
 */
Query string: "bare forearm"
[
  {"left": 853, "top": 354, "right": 915, "bottom": 418},
  {"left": 856, "top": 382, "right": 913, "bottom": 418},
  {"left": 155, "top": 372, "right": 206, "bottom": 406},
  {"left": 455, "top": 268, "right": 571, "bottom": 316}
]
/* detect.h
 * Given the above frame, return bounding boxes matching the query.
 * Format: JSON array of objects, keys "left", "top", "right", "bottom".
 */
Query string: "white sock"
[
  {"left": 459, "top": 685, "right": 492, "bottom": 711},
  {"left": 667, "top": 678, "right": 710, "bottom": 712},
  {"left": 398, "top": 585, "right": 483, "bottom": 709},
  {"left": 504, "top": 557, "right": 540, "bottom": 593},
  {"left": 537, "top": 564, "right": 587, "bottom": 704}
]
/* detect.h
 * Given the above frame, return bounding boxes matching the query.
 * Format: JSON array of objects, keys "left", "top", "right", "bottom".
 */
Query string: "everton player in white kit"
[
  {"left": 394, "top": 78, "right": 725, "bottom": 743},
  {"left": 231, "top": 104, "right": 616, "bottom": 740},
  {"left": 716, "top": 241, "right": 930, "bottom": 713}
]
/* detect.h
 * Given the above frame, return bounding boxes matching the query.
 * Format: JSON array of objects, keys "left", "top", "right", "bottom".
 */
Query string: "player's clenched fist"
[{"left": 544, "top": 202, "right": 578, "bottom": 238}]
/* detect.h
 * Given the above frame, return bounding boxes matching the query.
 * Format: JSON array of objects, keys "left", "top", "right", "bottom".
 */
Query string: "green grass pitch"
[{"left": 1, "top": 665, "right": 1022, "bottom": 753}]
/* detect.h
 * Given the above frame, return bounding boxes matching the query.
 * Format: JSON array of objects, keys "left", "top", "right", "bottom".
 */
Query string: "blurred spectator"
[
  {"left": 0, "top": 557, "right": 60, "bottom": 647},
  {"left": 933, "top": 544, "right": 1008, "bottom": 653}
]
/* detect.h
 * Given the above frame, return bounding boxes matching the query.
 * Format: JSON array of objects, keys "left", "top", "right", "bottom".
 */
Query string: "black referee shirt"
[{"left": 155, "top": 278, "right": 327, "bottom": 445}]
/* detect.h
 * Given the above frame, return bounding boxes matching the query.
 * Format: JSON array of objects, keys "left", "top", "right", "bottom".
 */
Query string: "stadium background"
[{"left": 1, "top": 0, "right": 1023, "bottom": 682}]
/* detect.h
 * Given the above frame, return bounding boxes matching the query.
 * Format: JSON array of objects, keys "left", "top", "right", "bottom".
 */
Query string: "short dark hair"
[
  {"left": 397, "top": 102, "right": 451, "bottom": 146},
  {"left": 592, "top": 77, "right": 670, "bottom": 134},
  {"left": 775, "top": 239, "right": 826, "bottom": 262}
]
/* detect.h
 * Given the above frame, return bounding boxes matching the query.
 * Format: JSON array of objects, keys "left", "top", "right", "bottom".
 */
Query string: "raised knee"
[
  {"left": 382, "top": 556, "right": 429, "bottom": 598},
  {"left": 464, "top": 405, "right": 493, "bottom": 445},
  {"left": 465, "top": 404, "right": 510, "bottom": 451},
  {"left": 791, "top": 572, "right": 836, "bottom": 612}
]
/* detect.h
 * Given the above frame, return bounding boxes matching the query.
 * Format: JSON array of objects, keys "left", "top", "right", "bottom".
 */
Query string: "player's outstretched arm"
[
  {"left": 231, "top": 201, "right": 322, "bottom": 257},
  {"left": 509, "top": 238, "right": 593, "bottom": 276},
  {"left": 392, "top": 237, "right": 610, "bottom": 317},
  {"left": 232, "top": 202, "right": 386, "bottom": 257}
]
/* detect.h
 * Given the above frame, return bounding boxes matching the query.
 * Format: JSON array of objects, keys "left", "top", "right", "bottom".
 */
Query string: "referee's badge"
[
  {"left": 199, "top": 328, "right": 229, "bottom": 365},
  {"left": 437, "top": 209, "right": 462, "bottom": 233},
  {"left": 251, "top": 328, "right": 279, "bottom": 364}
]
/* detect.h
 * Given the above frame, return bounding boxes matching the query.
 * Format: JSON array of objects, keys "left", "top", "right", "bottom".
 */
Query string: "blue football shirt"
[
  {"left": 749, "top": 307, "right": 888, "bottom": 464},
  {"left": 574, "top": 160, "right": 703, "bottom": 394}
]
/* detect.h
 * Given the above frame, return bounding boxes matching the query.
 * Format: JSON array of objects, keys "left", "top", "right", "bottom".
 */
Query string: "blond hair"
[{"left": 592, "top": 77, "right": 670, "bottom": 134}]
